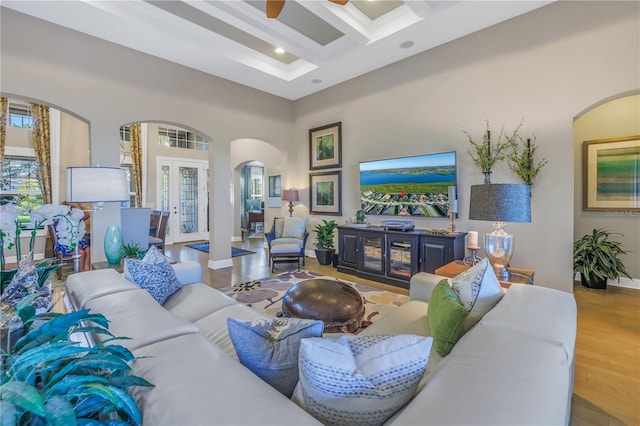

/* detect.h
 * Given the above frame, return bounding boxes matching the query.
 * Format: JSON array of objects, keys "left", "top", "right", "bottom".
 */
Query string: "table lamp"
[
  {"left": 282, "top": 189, "right": 299, "bottom": 217},
  {"left": 469, "top": 183, "right": 531, "bottom": 279}
]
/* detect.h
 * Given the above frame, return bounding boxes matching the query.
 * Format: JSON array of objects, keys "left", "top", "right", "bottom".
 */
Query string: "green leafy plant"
[
  {"left": 508, "top": 135, "right": 548, "bottom": 186},
  {"left": 122, "top": 242, "right": 143, "bottom": 259},
  {"left": 0, "top": 297, "right": 153, "bottom": 425},
  {"left": 355, "top": 210, "right": 366, "bottom": 224},
  {"left": 573, "top": 228, "right": 632, "bottom": 287},
  {"left": 313, "top": 219, "right": 338, "bottom": 250},
  {"left": 464, "top": 121, "right": 522, "bottom": 179}
]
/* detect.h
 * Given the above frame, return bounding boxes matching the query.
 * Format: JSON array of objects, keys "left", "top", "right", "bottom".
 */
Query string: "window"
[
  {"left": 9, "top": 103, "right": 33, "bottom": 129},
  {"left": 0, "top": 155, "right": 44, "bottom": 212},
  {"left": 121, "top": 164, "right": 137, "bottom": 208},
  {"left": 120, "top": 125, "right": 131, "bottom": 142},
  {"left": 158, "top": 126, "right": 208, "bottom": 152}
]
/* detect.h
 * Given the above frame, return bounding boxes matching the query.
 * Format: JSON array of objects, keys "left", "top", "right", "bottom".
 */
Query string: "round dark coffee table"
[{"left": 281, "top": 278, "right": 365, "bottom": 333}]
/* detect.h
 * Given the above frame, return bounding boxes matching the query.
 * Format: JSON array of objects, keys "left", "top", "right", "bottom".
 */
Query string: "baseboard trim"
[
  {"left": 208, "top": 259, "right": 233, "bottom": 270},
  {"left": 575, "top": 273, "right": 640, "bottom": 290}
]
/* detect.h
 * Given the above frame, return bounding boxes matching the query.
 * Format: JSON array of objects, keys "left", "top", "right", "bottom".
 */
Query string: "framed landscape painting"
[
  {"left": 310, "top": 171, "right": 342, "bottom": 215},
  {"left": 582, "top": 135, "right": 640, "bottom": 211},
  {"left": 309, "top": 122, "right": 342, "bottom": 170}
]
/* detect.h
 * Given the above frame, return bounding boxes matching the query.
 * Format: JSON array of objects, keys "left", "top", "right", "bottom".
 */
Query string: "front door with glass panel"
[{"left": 157, "top": 158, "right": 209, "bottom": 244}]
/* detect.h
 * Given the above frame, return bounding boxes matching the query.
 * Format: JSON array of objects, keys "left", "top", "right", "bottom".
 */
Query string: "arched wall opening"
[
  {"left": 231, "top": 138, "right": 288, "bottom": 241},
  {"left": 573, "top": 90, "right": 640, "bottom": 288}
]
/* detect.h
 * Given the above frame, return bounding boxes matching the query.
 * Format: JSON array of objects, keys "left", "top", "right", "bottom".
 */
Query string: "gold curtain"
[
  {"left": 30, "top": 103, "right": 53, "bottom": 204},
  {"left": 0, "top": 97, "right": 8, "bottom": 172},
  {"left": 130, "top": 123, "right": 143, "bottom": 207}
]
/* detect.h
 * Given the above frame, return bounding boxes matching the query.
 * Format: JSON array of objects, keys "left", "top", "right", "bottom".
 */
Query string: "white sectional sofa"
[{"left": 65, "top": 262, "right": 577, "bottom": 425}]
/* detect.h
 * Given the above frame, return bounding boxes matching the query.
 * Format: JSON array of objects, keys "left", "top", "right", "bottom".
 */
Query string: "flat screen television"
[{"left": 359, "top": 151, "right": 457, "bottom": 217}]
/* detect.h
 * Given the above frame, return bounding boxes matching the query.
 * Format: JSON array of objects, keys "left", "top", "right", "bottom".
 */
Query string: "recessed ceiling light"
[
  {"left": 400, "top": 41, "right": 414, "bottom": 49},
  {"left": 311, "top": 79, "right": 322, "bottom": 84},
  {"left": 275, "top": 47, "right": 286, "bottom": 54}
]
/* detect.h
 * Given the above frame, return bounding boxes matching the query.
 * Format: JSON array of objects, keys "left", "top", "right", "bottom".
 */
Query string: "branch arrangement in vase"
[
  {"left": 464, "top": 121, "right": 522, "bottom": 183},
  {"left": 507, "top": 135, "right": 548, "bottom": 186}
]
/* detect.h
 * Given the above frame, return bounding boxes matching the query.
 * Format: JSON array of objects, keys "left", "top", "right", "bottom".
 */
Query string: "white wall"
[{"left": 293, "top": 1, "right": 640, "bottom": 291}]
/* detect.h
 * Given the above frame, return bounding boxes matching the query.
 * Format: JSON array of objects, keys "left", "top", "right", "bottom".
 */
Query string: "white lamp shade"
[{"left": 67, "top": 167, "right": 129, "bottom": 203}]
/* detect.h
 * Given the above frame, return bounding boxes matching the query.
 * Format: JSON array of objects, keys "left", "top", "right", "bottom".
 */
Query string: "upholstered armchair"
[{"left": 265, "top": 217, "right": 309, "bottom": 271}]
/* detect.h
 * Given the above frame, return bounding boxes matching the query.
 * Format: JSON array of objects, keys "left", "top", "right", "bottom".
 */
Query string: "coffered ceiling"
[{"left": 2, "top": 0, "right": 553, "bottom": 100}]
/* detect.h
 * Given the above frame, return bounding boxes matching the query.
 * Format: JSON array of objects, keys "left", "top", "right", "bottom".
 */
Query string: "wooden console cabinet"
[{"left": 337, "top": 225, "right": 466, "bottom": 289}]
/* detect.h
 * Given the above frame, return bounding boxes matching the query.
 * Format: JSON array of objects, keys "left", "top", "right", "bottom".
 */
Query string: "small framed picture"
[
  {"left": 268, "top": 175, "right": 281, "bottom": 197},
  {"left": 582, "top": 135, "right": 640, "bottom": 211},
  {"left": 309, "top": 122, "right": 342, "bottom": 170},
  {"left": 309, "top": 171, "right": 342, "bottom": 215}
]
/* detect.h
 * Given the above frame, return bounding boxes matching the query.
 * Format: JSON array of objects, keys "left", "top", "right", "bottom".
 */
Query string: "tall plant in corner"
[
  {"left": 313, "top": 219, "right": 338, "bottom": 266},
  {"left": 0, "top": 296, "right": 153, "bottom": 425},
  {"left": 464, "top": 121, "right": 522, "bottom": 183},
  {"left": 508, "top": 134, "right": 548, "bottom": 187},
  {"left": 573, "top": 228, "right": 632, "bottom": 289}
]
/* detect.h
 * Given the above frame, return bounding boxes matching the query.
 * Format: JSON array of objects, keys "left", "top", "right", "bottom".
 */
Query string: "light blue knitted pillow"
[
  {"left": 281, "top": 217, "right": 307, "bottom": 239},
  {"left": 292, "top": 334, "right": 432, "bottom": 426}
]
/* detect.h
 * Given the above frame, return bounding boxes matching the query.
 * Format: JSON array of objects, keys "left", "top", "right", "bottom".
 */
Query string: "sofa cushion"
[
  {"left": 124, "top": 257, "right": 182, "bottom": 305},
  {"left": 66, "top": 269, "right": 139, "bottom": 309},
  {"left": 84, "top": 288, "right": 199, "bottom": 351},
  {"left": 271, "top": 238, "right": 304, "bottom": 249},
  {"left": 292, "top": 334, "right": 432, "bottom": 426},
  {"left": 164, "top": 283, "right": 238, "bottom": 323},
  {"left": 427, "top": 279, "right": 467, "bottom": 357},
  {"left": 130, "top": 333, "right": 322, "bottom": 426},
  {"left": 282, "top": 217, "right": 307, "bottom": 239},
  {"left": 228, "top": 317, "right": 324, "bottom": 397},
  {"left": 452, "top": 258, "right": 503, "bottom": 331}
]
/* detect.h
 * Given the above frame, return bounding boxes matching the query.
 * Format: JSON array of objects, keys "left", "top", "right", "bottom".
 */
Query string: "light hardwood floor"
[{"left": 165, "top": 238, "right": 640, "bottom": 425}]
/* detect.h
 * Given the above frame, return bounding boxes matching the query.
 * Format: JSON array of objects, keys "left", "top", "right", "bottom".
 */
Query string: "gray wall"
[
  {"left": 293, "top": 1, "right": 639, "bottom": 291},
  {"left": 2, "top": 2, "right": 638, "bottom": 291},
  {"left": 1, "top": 8, "right": 294, "bottom": 264}
]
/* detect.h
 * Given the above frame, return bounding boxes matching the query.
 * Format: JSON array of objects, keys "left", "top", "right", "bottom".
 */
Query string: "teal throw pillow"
[
  {"left": 428, "top": 279, "right": 468, "bottom": 357},
  {"left": 227, "top": 317, "right": 323, "bottom": 397},
  {"left": 282, "top": 217, "right": 307, "bottom": 239}
]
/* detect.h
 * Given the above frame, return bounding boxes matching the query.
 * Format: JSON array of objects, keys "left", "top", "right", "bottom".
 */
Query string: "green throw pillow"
[{"left": 428, "top": 279, "right": 468, "bottom": 357}]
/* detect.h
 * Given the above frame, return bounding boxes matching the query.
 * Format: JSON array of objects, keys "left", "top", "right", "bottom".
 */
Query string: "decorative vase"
[
  {"left": 483, "top": 172, "right": 492, "bottom": 184},
  {"left": 104, "top": 225, "right": 124, "bottom": 264}
]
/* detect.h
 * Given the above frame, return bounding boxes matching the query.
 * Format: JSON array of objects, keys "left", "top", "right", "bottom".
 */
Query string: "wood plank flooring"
[{"left": 165, "top": 238, "right": 640, "bottom": 425}]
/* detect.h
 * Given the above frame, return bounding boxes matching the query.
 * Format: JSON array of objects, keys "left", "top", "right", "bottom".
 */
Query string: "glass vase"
[{"left": 104, "top": 225, "right": 123, "bottom": 264}]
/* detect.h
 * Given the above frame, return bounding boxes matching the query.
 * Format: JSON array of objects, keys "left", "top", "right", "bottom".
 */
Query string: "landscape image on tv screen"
[{"left": 359, "top": 151, "right": 456, "bottom": 217}]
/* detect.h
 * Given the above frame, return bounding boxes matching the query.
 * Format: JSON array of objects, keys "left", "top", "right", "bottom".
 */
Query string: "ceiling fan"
[{"left": 266, "top": 0, "right": 349, "bottom": 18}]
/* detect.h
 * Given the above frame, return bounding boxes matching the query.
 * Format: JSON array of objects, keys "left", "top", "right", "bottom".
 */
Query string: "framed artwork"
[
  {"left": 309, "top": 122, "right": 342, "bottom": 170},
  {"left": 267, "top": 175, "right": 281, "bottom": 208},
  {"left": 268, "top": 175, "right": 281, "bottom": 197},
  {"left": 309, "top": 171, "right": 342, "bottom": 215},
  {"left": 582, "top": 135, "right": 640, "bottom": 211}
]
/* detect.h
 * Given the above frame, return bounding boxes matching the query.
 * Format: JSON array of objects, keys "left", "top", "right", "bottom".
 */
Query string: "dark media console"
[{"left": 337, "top": 225, "right": 466, "bottom": 289}]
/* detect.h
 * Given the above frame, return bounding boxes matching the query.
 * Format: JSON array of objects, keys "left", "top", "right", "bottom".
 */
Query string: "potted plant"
[
  {"left": 123, "top": 242, "right": 143, "bottom": 259},
  {"left": 507, "top": 134, "right": 548, "bottom": 187},
  {"left": 464, "top": 121, "right": 522, "bottom": 183},
  {"left": 0, "top": 295, "right": 153, "bottom": 425},
  {"left": 573, "top": 228, "right": 632, "bottom": 289},
  {"left": 313, "top": 219, "right": 338, "bottom": 266}
]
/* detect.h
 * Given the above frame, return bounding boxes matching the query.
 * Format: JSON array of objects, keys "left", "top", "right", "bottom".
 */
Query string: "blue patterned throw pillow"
[
  {"left": 124, "top": 256, "right": 181, "bottom": 305},
  {"left": 227, "top": 317, "right": 324, "bottom": 397},
  {"left": 292, "top": 334, "right": 432, "bottom": 426}
]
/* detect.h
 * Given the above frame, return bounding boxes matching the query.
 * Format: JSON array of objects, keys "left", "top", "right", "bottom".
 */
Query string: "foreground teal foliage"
[{"left": 1, "top": 297, "right": 153, "bottom": 425}]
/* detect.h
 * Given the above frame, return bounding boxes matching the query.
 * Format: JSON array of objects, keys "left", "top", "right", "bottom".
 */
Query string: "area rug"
[
  {"left": 186, "top": 243, "right": 256, "bottom": 257},
  {"left": 219, "top": 270, "right": 409, "bottom": 333}
]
